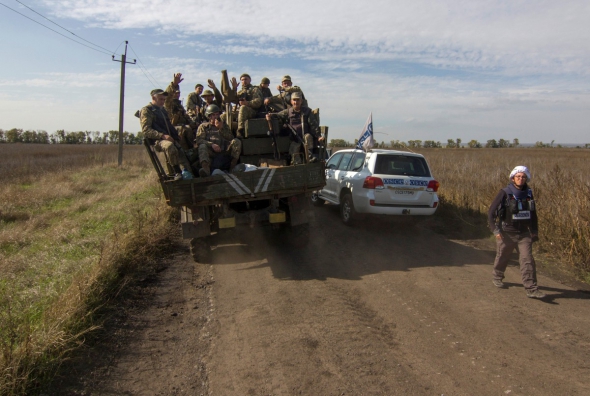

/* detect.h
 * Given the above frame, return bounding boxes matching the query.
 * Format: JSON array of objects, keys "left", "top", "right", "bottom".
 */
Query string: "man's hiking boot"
[
  {"left": 199, "top": 162, "right": 211, "bottom": 178},
  {"left": 492, "top": 279, "right": 505, "bottom": 288},
  {"left": 526, "top": 289, "right": 547, "bottom": 299}
]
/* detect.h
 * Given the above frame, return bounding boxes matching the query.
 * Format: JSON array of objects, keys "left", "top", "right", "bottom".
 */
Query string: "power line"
[
  {"left": 14, "top": 0, "right": 113, "bottom": 54},
  {"left": 112, "top": 40, "right": 126, "bottom": 56},
  {"left": 0, "top": 2, "right": 112, "bottom": 55},
  {"left": 128, "top": 44, "right": 162, "bottom": 88}
]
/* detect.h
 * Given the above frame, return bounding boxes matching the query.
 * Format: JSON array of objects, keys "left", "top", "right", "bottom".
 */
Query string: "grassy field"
[
  {"left": 415, "top": 148, "right": 590, "bottom": 281},
  {"left": 0, "top": 144, "right": 175, "bottom": 395}
]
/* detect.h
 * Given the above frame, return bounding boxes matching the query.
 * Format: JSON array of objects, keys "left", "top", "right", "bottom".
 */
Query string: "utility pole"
[{"left": 112, "top": 41, "right": 136, "bottom": 166}]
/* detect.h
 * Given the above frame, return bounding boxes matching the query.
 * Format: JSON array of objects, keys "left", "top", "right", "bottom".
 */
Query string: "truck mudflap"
[
  {"left": 288, "top": 193, "right": 311, "bottom": 226},
  {"left": 164, "top": 162, "right": 325, "bottom": 207}
]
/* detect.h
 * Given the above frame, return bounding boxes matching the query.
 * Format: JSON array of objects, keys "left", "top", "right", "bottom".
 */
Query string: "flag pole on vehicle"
[{"left": 356, "top": 112, "right": 374, "bottom": 152}]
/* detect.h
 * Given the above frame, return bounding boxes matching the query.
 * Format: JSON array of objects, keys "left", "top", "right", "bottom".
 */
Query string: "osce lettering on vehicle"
[
  {"left": 512, "top": 211, "right": 531, "bottom": 220},
  {"left": 383, "top": 179, "right": 428, "bottom": 187}
]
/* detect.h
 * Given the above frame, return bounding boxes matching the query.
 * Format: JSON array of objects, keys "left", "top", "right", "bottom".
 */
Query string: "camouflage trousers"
[
  {"left": 197, "top": 139, "right": 242, "bottom": 164},
  {"left": 237, "top": 106, "right": 258, "bottom": 131},
  {"left": 154, "top": 140, "right": 192, "bottom": 174},
  {"left": 289, "top": 134, "right": 314, "bottom": 165},
  {"left": 176, "top": 125, "right": 195, "bottom": 151}
]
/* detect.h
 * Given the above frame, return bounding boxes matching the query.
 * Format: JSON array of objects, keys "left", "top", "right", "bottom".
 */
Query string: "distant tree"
[
  {"left": 329, "top": 139, "right": 350, "bottom": 148},
  {"left": 5, "top": 128, "right": 23, "bottom": 143},
  {"left": 512, "top": 138, "right": 519, "bottom": 147},
  {"left": 108, "top": 130, "right": 119, "bottom": 144},
  {"left": 585, "top": 143, "right": 590, "bottom": 149},
  {"left": 498, "top": 138, "right": 510, "bottom": 148},
  {"left": 551, "top": 140, "right": 555, "bottom": 148},
  {"left": 56, "top": 129, "right": 66, "bottom": 143},
  {"left": 456, "top": 138, "right": 462, "bottom": 148},
  {"left": 406, "top": 140, "right": 422, "bottom": 148},
  {"left": 0, "top": 129, "right": 4, "bottom": 143},
  {"left": 446, "top": 139, "right": 457, "bottom": 148},
  {"left": 389, "top": 140, "right": 404, "bottom": 149},
  {"left": 535, "top": 141, "right": 548, "bottom": 148},
  {"left": 486, "top": 139, "right": 498, "bottom": 148},
  {"left": 468, "top": 139, "right": 482, "bottom": 148},
  {"left": 423, "top": 140, "right": 442, "bottom": 148}
]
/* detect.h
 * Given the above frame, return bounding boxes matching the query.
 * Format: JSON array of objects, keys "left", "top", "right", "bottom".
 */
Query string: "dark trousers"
[{"left": 492, "top": 232, "right": 538, "bottom": 290}]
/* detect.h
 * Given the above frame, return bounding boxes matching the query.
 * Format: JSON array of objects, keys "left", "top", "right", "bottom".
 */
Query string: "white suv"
[{"left": 312, "top": 149, "right": 439, "bottom": 224}]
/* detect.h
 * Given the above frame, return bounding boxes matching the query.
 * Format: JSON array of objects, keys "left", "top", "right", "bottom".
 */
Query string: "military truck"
[{"left": 144, "top": 117, "right": 329, "bottom": 263}]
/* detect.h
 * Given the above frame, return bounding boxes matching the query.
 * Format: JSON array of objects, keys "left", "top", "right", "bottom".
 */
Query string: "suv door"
[
  {"left": 322, "top": 152, "right": 344, "bottom": 199},
  {"left": 333, "top": 152, "right": 355, "bottom": 195}
]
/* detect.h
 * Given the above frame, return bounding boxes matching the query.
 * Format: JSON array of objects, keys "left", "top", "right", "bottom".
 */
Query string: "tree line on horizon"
[
  {"left": 329, "top": 137, "right": 590, "bottom": 149},
  {"left": 0, "top": 128, "right": 145, "bottom": 145}
]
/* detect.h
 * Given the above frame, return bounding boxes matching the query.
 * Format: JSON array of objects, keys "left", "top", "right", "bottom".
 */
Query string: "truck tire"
[
  {"left": 340, "top": 193, "right": 356, "bottom": 226},
  {"left": 311, "top": 191, "right": 325, "bottom": 207},
  {"left": 190, "top": 237, "right": 211, "bottom": 263}
]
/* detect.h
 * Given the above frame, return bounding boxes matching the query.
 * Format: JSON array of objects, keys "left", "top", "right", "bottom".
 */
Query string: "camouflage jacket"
[
  {"left": 198, "top": 86, "right": 224, "bottom": 120},
  {"left": 186, "top": 91, "right": 204, "bottom": 112},
  {"left": 195, "top": 122, "right": 234, "bottom": 149},
  {"left": 164, "top": 82, "right": 196, "bottom": 127},
  {"left": 237, "top": 84, "right": 263, "bottom": 110},
  {"left": 139, "top": 103, "right": 180, "bottom": 141},
  {"left": 279, "top": 86, "right": 308, "bottom": 107},
  {"left": 275, "top": 106, "right": 319, "bottom": 140},
  {"left": 259, "top": 86, "right": 273, "bottom": 99}
]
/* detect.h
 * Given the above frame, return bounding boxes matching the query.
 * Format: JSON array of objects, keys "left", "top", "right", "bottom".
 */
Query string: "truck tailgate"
[{"left": 163, "top": 163, "right": 325, "bottom": 207}]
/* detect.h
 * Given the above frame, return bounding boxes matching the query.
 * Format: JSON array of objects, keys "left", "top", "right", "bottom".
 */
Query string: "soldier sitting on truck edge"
[
  {"left": 266, "top": 92, "right": 323, "bottom": 165},
  {"left": 196, "top": 104, "right": 241, "bottom": 177},
  {"left": 264, "top": 75, "right": 307, "bottom": 112},
  {"left": 235, "top": 73, "right": 263, "bottom": 139},
  {"left": 140, "top": 88, "right": 194, "bottom": 180}
]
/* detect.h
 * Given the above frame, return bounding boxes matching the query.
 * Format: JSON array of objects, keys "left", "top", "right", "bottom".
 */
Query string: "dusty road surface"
[{"left": 54, "top": 205, "right": 590, "bottom": 395}]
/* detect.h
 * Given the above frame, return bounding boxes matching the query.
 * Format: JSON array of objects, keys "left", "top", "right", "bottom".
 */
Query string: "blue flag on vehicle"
[{"left": 356, "top": 112, "right": 374, "bottom": 151}]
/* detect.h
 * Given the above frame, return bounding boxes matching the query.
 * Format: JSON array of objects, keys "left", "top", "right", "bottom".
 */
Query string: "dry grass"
[
  {"left": 0, "top": 144, "right": 175, "bottom": 395},
  {"left": 414, "top": 148, "right": 590, "bottom": 280}
]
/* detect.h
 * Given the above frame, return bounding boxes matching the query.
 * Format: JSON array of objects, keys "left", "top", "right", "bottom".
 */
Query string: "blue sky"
[{"left": 1, "top": 0, "right": 589, "bottom": 144}]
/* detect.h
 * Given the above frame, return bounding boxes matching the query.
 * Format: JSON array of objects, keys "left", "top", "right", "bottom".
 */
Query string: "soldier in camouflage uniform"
[
  {"left": 264, "top": 75, "right": 308, "bottom": 111},
  {"left": 266, "top": 92, "right": 322, "bottom": 165},
  {"left": 140, "top": 88, "right": 193, "bottom": 180},
  {"left": 259, "top": 77, "right": 272, "bottom": 99},
  {"left": 186, "top": 83, "right": 204, "bottom": 120},
  {"left": 235, "top": 73, "right": 263, "bottom": 138},
  {"left": 197, "top": 79, "right": 224, "bottom": 120},
  {"left": 196, "top": 104, "right": 242, "bottom": 177},
  {"left": 164, "top": 74, "right": 199, "bottom": 155}
]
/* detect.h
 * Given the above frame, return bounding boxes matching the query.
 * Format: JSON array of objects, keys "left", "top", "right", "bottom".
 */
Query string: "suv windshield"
[{"left": 374, "top": 155, "right": 431, "bottom": 177}]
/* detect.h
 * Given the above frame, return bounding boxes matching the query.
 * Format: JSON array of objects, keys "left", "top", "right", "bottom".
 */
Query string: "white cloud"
[{"left": 44, "top": 0, "right": 590, "bottom": 75}]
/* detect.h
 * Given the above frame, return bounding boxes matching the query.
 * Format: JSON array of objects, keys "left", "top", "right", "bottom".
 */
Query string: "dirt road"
[{"left": 54, "top": 205, "right": 590, "bottom": 395}]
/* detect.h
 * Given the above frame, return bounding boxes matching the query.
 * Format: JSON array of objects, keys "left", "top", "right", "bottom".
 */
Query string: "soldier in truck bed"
[
  {"left": 259, "top": 77, "right": 273, "bottom": 99},
  {"left": 197, "top": 79, "right": 224, "bottom": 121},
  {"left": 235, "top": 73, "right": 263, "bottom": 138},
  {"left": 140, "top": 88, "right": 194, "bottom": 180},
  {"left": 164, "top": 73, "right": 199, "bottom": 158},
  {"left": 266, "top": 91, "right": 323, "bottom": 165},
  {"left": 196, "top": 104, "right": 241, "bottom": 177},
  {"left": 186, "top": 83, "right": 204, "bottom": 120},
  {"left": 264, "top": 75, "right": 307, "bottom": 111}
]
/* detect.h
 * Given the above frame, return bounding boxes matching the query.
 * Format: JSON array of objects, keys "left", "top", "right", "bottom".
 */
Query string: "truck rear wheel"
[{"left": 190, "top": 237, "right": 211, "bottom": 263}]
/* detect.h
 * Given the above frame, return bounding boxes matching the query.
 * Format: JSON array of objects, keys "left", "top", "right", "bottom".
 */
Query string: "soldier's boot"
[
  {"left": 199, "top": 161, "right": 211, "bottom": 178},
  {"left": 230, "top": 158, "right": 238, "bottom": 171}
]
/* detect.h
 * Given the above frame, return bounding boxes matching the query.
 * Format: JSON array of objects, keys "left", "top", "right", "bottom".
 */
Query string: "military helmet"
[
  {"left": 281, "top": 75, "right": 292, "bottom": 82},
  {"left": 240, "top": 73, "right": 251, "bottom": 80},
  {"left": 201, "top": 89, "right": 214, "bottom": 97},
  {"left": 205, "top": 104, "right": 221, "bottom": 118},
  {"left": 261, "top": 77, "right": 270, "bottom": 84}
]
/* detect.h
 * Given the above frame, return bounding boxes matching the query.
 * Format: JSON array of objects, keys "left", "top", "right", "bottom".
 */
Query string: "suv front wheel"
[
  {"left": 311, "top": 191, "right": 325, "bottom": 207},
  {"left": 340, "top": 193, "right": 356, "bottom": 225}
]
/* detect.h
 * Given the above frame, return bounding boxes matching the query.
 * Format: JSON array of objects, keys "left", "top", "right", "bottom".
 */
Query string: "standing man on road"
[{"left": 488, "top": 166, "right": 545, "bottom": 299}]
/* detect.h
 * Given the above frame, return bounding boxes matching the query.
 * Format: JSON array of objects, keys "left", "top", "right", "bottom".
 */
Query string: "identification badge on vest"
[{"left": 512, "top": 211, "right": 531, "bottom": 220}]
